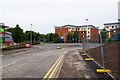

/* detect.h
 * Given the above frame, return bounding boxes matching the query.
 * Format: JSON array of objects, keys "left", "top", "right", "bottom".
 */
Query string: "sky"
[{"left": 0, "top": 0, "right": 119, "bottom": 34}]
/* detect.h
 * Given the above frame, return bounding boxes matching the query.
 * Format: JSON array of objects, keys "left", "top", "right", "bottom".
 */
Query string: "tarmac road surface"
[{"left": 2, "top": 44, "right": 81, "bottom": 78}]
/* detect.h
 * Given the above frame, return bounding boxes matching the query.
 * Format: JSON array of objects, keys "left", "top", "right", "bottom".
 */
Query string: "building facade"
[
  {"left": 104, "top": 22, "right": 120, "bottom": 38},
  {"left": 55, "top": 25, "right": 99, "bottom": 43},
  {"left": 0, "top": 23, "right": 14, "bottom": 46}
]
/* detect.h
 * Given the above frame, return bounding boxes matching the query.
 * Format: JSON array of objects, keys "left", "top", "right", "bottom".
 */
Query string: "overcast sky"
[{"left": 0, "top": 0, "right": 119, "bottom": 34}]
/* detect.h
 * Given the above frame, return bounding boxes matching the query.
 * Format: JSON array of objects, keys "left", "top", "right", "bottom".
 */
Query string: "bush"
[
  {"left": 107, "top": 38, "right": 112, "bottom": 43},
  {"left": 53, "top": 37, "right": 61, "bottom": 43}
]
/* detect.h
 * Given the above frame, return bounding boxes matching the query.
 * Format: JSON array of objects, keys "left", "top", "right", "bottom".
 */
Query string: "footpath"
[
  {"left": 57, "top": 49, "right": 117, "bottom": 80},
  {"left": 58, "top": 50, "right": 97, "bottom": 79}
]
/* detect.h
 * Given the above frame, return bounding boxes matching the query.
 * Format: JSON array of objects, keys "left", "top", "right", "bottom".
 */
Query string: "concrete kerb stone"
[{"left": 2, "top": 47, "right": 41, "bottom": 56}]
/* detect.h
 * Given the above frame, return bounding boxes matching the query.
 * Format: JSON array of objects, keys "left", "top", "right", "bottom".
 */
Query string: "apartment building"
[
  {"left": 104, "top": 22, "right": 120, "bottom": 38},
  {"left": 55, "top": 25, "right": 99, "bottom": 43}
]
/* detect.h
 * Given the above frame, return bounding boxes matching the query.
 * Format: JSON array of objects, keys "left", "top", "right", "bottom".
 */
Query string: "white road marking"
[
  {"left": 0, "top": 61, "right": 17, "bottom": 69},
  {"left": 1, "top": 55, "right": 36, "bottom": 69},
  {"left": 11, "top": 49, "right": 39, "bottom": 56}
]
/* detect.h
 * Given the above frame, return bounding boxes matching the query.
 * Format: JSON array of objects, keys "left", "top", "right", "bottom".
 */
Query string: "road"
[{"left": 2, "top": 44, "right": 81, "bottom": 78}]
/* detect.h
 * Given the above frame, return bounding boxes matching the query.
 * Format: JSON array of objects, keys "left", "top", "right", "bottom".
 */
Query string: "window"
[
  {"left": 78, "top": 28, "right": 79, "bottom": 30},
  {"left": 112, "top": 26, "right": 114, "bottom": 28},
  {"left": 88, "top": 31, "right": 89, "bottom": 34},
  {"left": 113, "top": 30, "right": 116, "bottom": 32},
  {"left": 88, "top": 28, "right": 89, "bottom": 30},
  {"left": 84, "top": 28, "right": 86, "bottom": 30},
  {"left": 5, "top": 33, "right": 13, "bottom": 42},
  {"left": 88, "top": 35, "right": 90, "bottom": 37},
  {"left": 107, "top": 26, "right": 109, "bottom": 28},
  {"left": 115, "top": 26, "right": 117, "bottom": 28}
]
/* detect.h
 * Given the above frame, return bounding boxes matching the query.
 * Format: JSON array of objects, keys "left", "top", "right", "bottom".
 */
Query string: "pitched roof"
[
  {"left": 104, "top": 22, "right": 120, "bottom": 25},
  {"left": 61, "top": 24, "right": 77, "bottom": 27},
  {"left": 55, "top": 24, "right": 96, "bottom": 28},
  {"left": 0, "top": 23, "right": 9, "bottom": 28}
]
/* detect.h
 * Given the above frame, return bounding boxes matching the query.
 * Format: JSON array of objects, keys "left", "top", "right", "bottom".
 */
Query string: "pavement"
[
  {"left": 58, "top": 50, "right": 97, "bottom": 79},
  {"left": 56, "top": 49, "right": 116, "bottom": 80}
]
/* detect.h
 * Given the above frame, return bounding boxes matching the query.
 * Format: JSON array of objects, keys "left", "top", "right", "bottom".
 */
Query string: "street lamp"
[
  {"left": 34, "top": 29, "right": 36, "bottom": 45},
  {"left": 30, "top": 24, "right": 32, "bottom": 45},
  {"left": 86, "top": 19, "right": 89, "bottom": 52}
]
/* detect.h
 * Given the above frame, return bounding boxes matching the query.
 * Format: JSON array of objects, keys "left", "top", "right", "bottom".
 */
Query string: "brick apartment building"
[
  {"left": 104, "top": 22, "right": 120, "bottom": 38},
  {"left": 55, "top": 25, "right": 99, "bottom": 43}
]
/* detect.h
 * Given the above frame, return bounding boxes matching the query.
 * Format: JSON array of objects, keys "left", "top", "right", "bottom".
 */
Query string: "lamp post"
[
  {"left": 30, "top": 24, "right": 32, "bottom": 45},
  {"left": 86, "top": 19, "right": 89, "bottom": 52},
  {"left": 34, "top": 29, "right": 36, "bottom": 45},
  {"left": 95, "top": 27, "right": 98, "bottom": 48}
]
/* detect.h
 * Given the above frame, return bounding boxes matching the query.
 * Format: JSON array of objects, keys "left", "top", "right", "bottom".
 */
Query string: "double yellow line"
[{"left": 43, "top": 54, "right": 64, "bottom": 80}]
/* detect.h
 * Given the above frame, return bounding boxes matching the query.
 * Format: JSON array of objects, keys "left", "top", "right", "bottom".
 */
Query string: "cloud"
[{"left": 1, "top": 0, "right": 119, "bottom": 34}]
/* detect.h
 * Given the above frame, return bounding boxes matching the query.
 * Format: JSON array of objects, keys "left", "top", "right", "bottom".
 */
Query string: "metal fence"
[{"left": 82, "top": 28, "right": 120, "bottom": 78}]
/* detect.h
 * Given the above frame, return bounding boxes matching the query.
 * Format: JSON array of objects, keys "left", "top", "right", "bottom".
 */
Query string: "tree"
[
  {"left": 24, "top": 31, "right": 41, "bottom": 44},
  {"left": 66, "top": 33, "right": 73, "bottom": 43},
  {"left": 35, "top": 32, "right": 41, "bottom": 41},
  {"left": 73, "top": 31, "right": 79, "bottom": 43},
  {"left": 53, "top": 33, "right": 61, "bottom": 43},
  {"left": 53, "top": 37, "right": 61, "bottom": 43},
  {"left": 100, "top": 28, "right": 107, "bottom": 43},
  {"left": 24, "top": 31, "right": 31, "bottom": 43},
  {"left": 67, "top": 31, "right": 79, "bottom": 43},
  {"left": 47, "top": 33, "right": 53, "bottom": 42},
  {"left": 13, "top": 24, "right": 24, "bottom": 43}
]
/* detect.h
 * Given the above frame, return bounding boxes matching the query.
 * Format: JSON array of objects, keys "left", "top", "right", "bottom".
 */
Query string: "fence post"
[
  {"left": 99, "top": 32, "right": 105, "bottom": 68},
  {"left": 82, "top": 38, "right": 86, "bottom": 50}
]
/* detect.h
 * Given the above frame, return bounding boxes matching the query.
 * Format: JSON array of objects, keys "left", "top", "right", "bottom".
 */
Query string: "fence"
[{"left": 82, "top": 28, "right": 120, "bottom": 78}]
